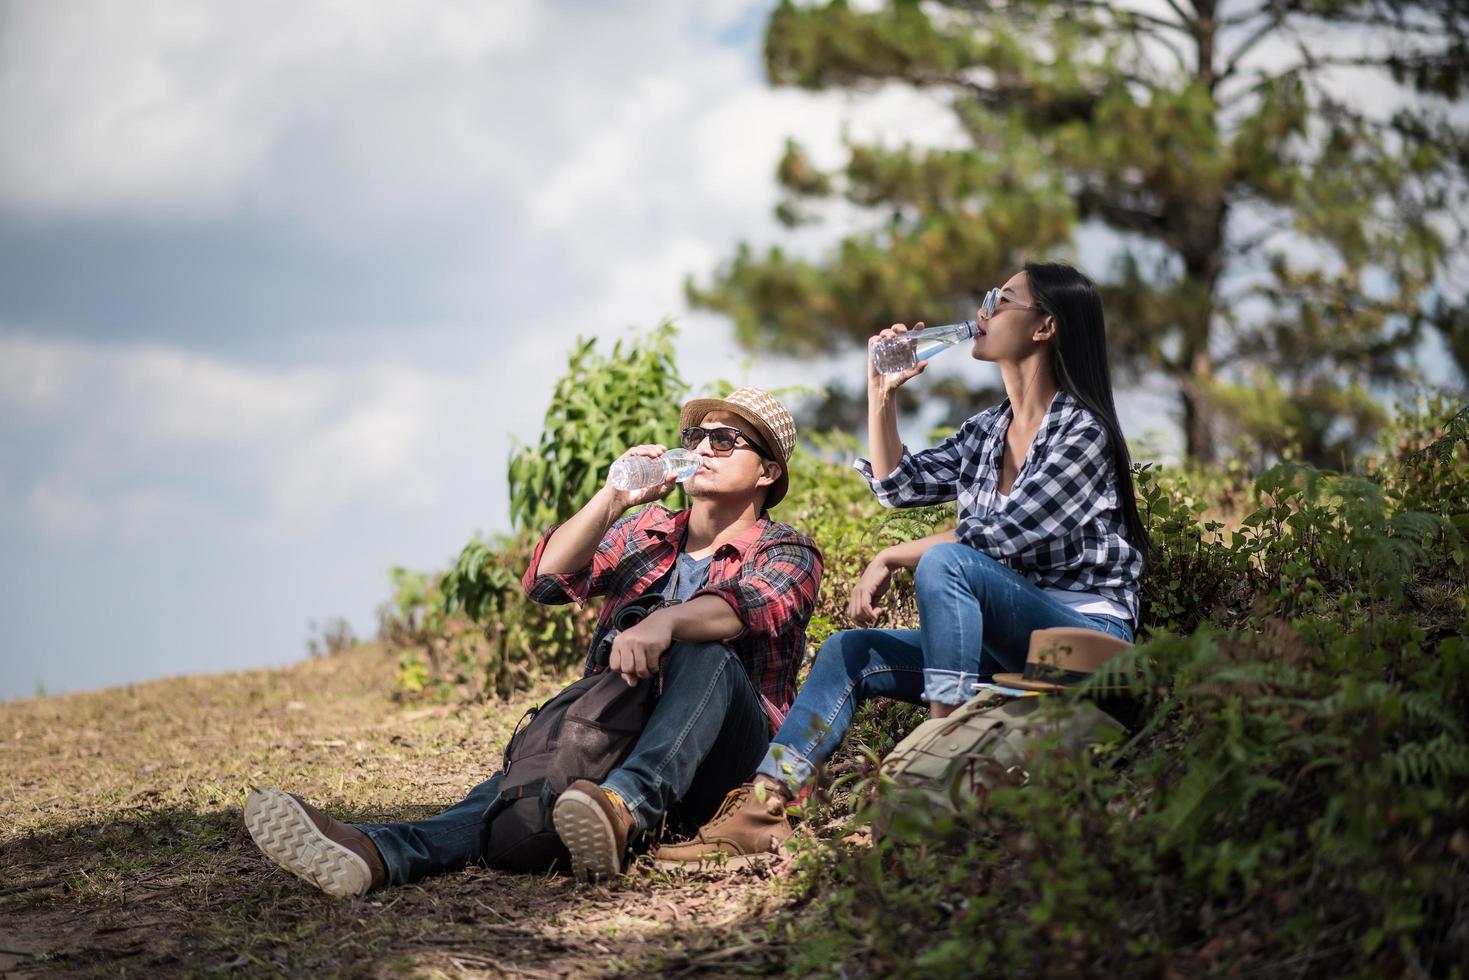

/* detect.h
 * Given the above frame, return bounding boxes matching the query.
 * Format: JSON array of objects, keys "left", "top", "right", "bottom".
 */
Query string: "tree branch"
[
  {"left": 1051, "top": 0, "right": 1194, "bottom": 72},
  {"left": 1225, "top": 226, "right": 1291, "bottom": 257},
  {"left": 1059, "top": 0, "right": 1193, "bottom": 36},
  {"left": 1134, "top": 24, "right": 1194, "bottom": 75},
  {"left": 1219, "top": 8, "right": 1272, "bottom": 30},
  {"left": 1219, "top": 16, "right": 1284, "bottom": 82},
  {"left": 1076, "top": 187, "right": 1169, "bottom": 236},
  {"left": 1289, "top": 9, "right": 1446, "bottom": 36},
  {"left": 1162, "top": 0, "right": 1193, "bottom": 28}
]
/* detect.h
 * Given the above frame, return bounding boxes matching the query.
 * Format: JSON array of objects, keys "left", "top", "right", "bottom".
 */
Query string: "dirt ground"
[{"left": 0, "top": 646, "right": 814, "bottom": 977}]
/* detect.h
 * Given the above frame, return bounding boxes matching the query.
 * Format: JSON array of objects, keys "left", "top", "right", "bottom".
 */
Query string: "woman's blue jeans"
[{"left": 755, "top": 543, "right": 1134, "bottom": 791}]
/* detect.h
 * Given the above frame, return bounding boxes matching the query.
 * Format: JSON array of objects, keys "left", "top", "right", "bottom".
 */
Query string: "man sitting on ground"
[{"left": 243, "top": 387, "right": 822, "bottom": 894}]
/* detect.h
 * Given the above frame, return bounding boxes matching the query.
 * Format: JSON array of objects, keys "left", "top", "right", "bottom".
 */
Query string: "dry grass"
[{"left": 0, "top": 646, "right": 808, "bottom": 977}]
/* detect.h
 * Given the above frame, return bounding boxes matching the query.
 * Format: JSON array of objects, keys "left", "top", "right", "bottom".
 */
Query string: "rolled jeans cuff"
[
  {"left": 599, "top": 770, "right": 650, "bottom": 834},
  {"left": 922, "top": 668, "right": 983, "bottom": 706},
  {"left": 755, "top": 743, "right": 817, "bottom": 795},
  {"left": 356, "top": 825, "right": 409, "bottom": 886}
]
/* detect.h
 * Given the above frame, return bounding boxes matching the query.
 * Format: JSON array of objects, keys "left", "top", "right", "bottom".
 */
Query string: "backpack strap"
[
  {"left": 481, "top": 776, "right": 555, "bottom": 825},
  {"left": 499, "top": 704, "right": 540, "bottom": 772}
]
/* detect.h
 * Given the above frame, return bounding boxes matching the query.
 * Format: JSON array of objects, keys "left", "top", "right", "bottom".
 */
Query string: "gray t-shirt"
[{"left": 651, "top": 552, "right": 713, "bottom": 604}]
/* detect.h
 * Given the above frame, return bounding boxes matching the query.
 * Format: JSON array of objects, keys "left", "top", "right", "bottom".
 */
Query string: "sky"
[
  {"left": 0, "top": 0, "right": 1007, "bottom": 700},
  {"left": 2, "top": 1, "right": 1441, "bottom": 701}
]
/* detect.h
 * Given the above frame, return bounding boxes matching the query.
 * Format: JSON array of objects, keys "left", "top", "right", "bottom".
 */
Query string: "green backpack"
[{"left": 878, "top": 693, "right": 1125, "bottom": 813}]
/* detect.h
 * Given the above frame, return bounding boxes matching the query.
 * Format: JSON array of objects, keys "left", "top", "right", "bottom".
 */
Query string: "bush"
[
  {"left": 507, "top": 320, "right": 687, "bottom": 532},
  {"left": 780, "top": 400, "right": 1469, "bottom": 979},
  {"left": 380, "top": 325, "right": 690, "bottom": 699},
  {"left": 380, "top": 330, "right": 1468, "bottom": 976}
]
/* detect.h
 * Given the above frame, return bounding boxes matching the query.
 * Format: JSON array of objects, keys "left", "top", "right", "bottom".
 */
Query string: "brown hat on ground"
[
  {"left": 679, "top": 387, "right": 797, "bottom": 508},
  {"left": 993, "top": 627, "right": 1133, "bottom": 694}
]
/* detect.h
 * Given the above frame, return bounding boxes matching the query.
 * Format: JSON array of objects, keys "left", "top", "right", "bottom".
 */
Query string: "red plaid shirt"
[{"left": 522, "top": 505, "right": 823, "bottom": 736}]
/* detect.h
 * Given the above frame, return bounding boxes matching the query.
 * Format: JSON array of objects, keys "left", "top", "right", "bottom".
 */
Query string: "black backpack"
[{"left": 479, "top": 595, "right": 665, "bottom": 874}]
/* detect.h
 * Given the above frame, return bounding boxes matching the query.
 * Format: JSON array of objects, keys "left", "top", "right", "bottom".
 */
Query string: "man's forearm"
[
  {"left": 656, "top": 594, "right": 744, "bottom": 644},
  {"left": 535, "top": 487, "right": 626, "bottom": 576}
]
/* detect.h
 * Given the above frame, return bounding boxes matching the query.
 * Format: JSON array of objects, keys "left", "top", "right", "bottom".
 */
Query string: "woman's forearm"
[
  {"left": 875, "top": 529, "right": 959, "bottom": 571},
  {"left": 867, "top": 389, "right": 904, "bottom": 479}
]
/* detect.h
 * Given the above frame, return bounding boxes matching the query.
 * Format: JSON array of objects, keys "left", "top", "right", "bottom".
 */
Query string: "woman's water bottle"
[
  {"left": 608, "top": 448, "right": 702, "bottom": 492},
  {"left": 871, "top": 321, "right": 977, "bottom": 375}
]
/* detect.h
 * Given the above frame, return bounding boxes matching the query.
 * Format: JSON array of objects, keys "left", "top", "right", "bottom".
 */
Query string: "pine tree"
[{"left": 690, "top": 0, "right": 1468, "bottom": 462}]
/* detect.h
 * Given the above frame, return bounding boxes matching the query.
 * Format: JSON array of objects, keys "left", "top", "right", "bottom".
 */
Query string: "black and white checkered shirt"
[{"left": 855, "top": 389, "right": 1143, "bottom": 623}]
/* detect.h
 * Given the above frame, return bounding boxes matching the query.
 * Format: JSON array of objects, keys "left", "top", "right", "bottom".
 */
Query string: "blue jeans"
[
  {"left": 756, "top": 544, "right": 1134, "bottom": 791},
  {"left": 357, "top": 640, "right": 768, "bottom": 885}
]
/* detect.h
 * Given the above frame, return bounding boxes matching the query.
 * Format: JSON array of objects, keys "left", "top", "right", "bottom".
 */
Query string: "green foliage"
[
  {"left": 382, "top": 325, "right": 691, "bottom": 700},
  {"left": 438, "top": 534, "right": 597, "bottom": 700},
  {"left": 304, "top": 617, "right": 357, "bottom": 658},
  {"left": 507, "top": 321, "right": 688, "bottom": 532},
  {"left": 693, "top": 0, "right": 1469, "bottom": 463},
  {"left": 378, "top": 536, "right": 601, "bottom": 702},
  {"left": 779, "top": 429, "right": 953, "bottom": 649},
  {"left": 776, "top": 400, "right": 1469, "bottom": 978},
  {"left": 383, "top": 326, "right": 1467, "bottom": 975}
]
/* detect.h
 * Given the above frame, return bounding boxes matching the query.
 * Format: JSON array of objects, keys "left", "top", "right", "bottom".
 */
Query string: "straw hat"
[
  {"left": 679, "top": 386, "right": 797, "bottom": 508},
  {"left": 993, "top": 627, "right": 1133, "bottom": 694}
]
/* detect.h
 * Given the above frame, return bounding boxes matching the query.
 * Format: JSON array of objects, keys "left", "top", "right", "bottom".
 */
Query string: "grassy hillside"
[
  {"left": 0, "top": 648, "right": 806, "bottom": 976},
  {"left": 6, "top": 328, "right": 1465, "bottom": 978}
]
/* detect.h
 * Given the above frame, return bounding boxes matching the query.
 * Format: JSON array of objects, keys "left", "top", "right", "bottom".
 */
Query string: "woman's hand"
[
  {"left": 867, "top": 322, "right": 929, "bottom": 400},
  {"left": 604, "top": 443, "right": 680, "bottom": 511},
  {"left": 847, "top": 553, "right": 895, "bottom": 627}
]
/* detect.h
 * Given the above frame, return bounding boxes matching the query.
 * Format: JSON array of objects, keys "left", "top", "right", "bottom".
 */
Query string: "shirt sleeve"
[
  {"left": 958, "top": 415, "right": 1117, "bottom": 557},
  {"left": 521, "top": 510, "right": 643, "bottom": 605},
  {"left": 690, "top": 534, "right": 824, "bottom": 641},
  {"left": 854, "top": 412, "right": 991, "bottom": 508}
]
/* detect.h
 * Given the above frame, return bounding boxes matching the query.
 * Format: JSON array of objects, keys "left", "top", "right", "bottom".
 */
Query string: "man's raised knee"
[{"left": 660, "top": 641, "right": 739, "bottom": 680}]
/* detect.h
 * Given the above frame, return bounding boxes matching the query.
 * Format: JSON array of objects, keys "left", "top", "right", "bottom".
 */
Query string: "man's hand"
[
  {"left": 606, "top": 444, "right": 680, "bottom": 511},
  {"left": 535, "top": 444, "right": 678, "bottom": 578},
  {"left": 846, "top": 554, "right": 894, "bottom": 627},
  {"left": 608, "top": 609, "right": 675, "bottom": 686}
]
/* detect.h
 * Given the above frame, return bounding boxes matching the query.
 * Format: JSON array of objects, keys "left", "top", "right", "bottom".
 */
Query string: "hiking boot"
[
  {"left": 652, "top": 783, "right": 791, "bottom": 870},
  {"left": 554, "top": 780, "right": 635, "bottom": 881},
  {"left": 243, "top": 787, "right": 387, "bottom": 897}
]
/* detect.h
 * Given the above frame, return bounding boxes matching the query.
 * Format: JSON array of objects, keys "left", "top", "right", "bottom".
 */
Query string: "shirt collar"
[
  {"left": 997, "top": 388, "right": 1070, "bottom": 438},
  {"left": 643, "top": 506, "right": 689, "bottom": 543},
  {"left": 647, "top": 508, "right": 768, "bottom": 561}
]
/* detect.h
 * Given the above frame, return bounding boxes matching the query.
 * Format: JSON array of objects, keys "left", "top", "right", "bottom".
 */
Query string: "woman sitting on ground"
[{"left": 654, "top": 261, "right": 1151, "bottom": 867}]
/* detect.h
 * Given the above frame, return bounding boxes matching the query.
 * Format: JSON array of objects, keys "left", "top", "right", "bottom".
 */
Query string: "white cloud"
[
  {"left": 0, "top": 0, "right": 545, "bottom": 218},
  {"left": 0, "top": 334, "right": 499, "bottom": 539},
  {"left": 270, "top": 365, "right": 452, "bottom": 521},
  {"left": 0, "top": 0, "right": 968, "bottom": 560},
  {"left": 0, "top": 333, "right": 94, "bottom": 416},
  {"left": 0, "top": 0, "right": 970, "bottom": 699},
  {"left": 114, "top": 347, "right": 338, "bottom": 445},
  {"left": 28, "top": 478, "right": 102, "bottom": 539}
]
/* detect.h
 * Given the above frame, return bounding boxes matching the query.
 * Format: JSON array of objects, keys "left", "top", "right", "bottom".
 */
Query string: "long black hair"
[{"left": 1023, "top": 260, "right": 1152, "bottom": 567}]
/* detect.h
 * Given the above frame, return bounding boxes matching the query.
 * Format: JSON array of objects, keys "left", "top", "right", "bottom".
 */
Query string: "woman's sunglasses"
[
  {"left": 681, "top": 425, "right": 772, "bottom": 459},
  {"left": 980, "top": 287, "right": 1041, "bottom": 319}
]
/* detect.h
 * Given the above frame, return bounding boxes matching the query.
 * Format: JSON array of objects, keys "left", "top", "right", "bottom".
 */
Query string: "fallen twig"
[{"left": 0, "top": 877, "right": 63, "bottom": 898}]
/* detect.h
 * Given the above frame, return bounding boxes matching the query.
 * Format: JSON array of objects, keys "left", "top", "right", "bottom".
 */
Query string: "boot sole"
[
  {"left": 243, "top": 787, "right": 373, "bottom": 898},
  {"left": 553, "top": 788, "right": 620, "bottom": 881}
]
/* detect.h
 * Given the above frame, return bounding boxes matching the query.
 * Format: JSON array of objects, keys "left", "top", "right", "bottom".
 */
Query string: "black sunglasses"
[{"left": 681, "top": 425, "right": 772, "bottom": 459}]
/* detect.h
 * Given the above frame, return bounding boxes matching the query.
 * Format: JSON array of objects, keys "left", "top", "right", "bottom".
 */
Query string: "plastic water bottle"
[
  {"left": 608, "top": 448, "right": 702, "bottom": 492},
  {"left": 871, "top": 321, "right": 977, "bottom": 375}
]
